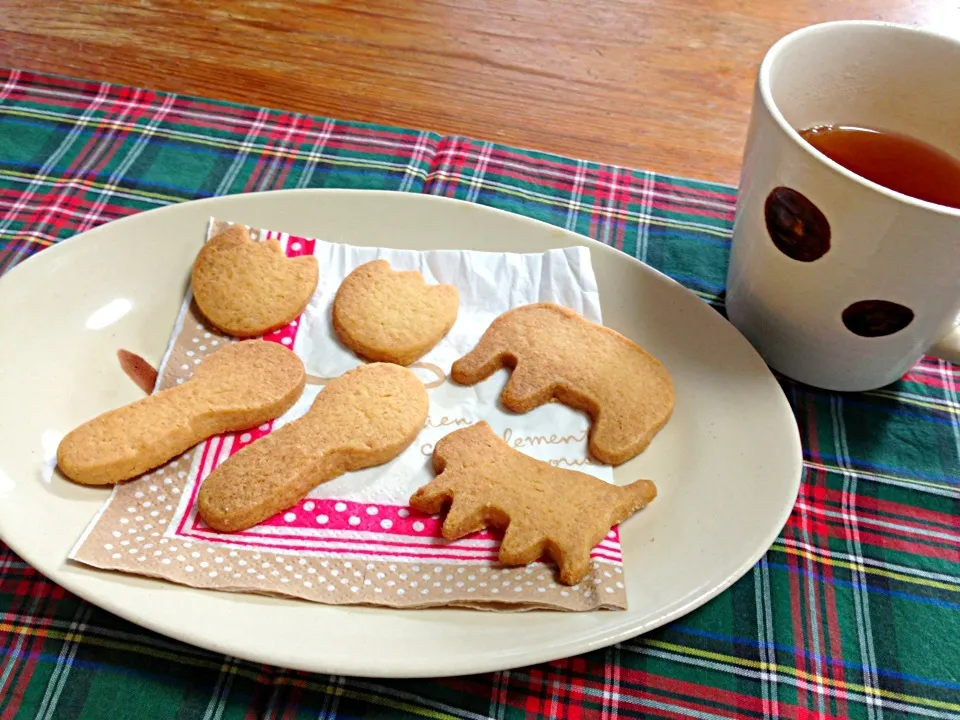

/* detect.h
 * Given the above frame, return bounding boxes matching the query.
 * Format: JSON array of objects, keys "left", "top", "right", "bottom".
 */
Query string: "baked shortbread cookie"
[
  {"left": 410, "top": 421, "right": 657, "bottom": 585},
  {"left": 57, "top": 341, "right": 305, "bottom": 485},
  {"left": 332, "top": 259, "right": 459, "bottom": 366},
  {"left": 452, "top": 303, "right": 674, "bottom": 465},
  {"left": 198, "top": 362, "right": 429, "bottom": 532},
  {"left": 192, "top": 225, "right": 319, "bottom": 337}
]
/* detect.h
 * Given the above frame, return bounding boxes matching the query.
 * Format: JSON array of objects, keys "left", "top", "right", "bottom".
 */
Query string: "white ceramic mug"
[{"left": 725, "top": 20, "right": 960, "bottom": 392}]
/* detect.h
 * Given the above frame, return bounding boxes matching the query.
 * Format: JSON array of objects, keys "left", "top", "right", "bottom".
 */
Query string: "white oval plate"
[{"left": 0, "top": 190, "right": 801, "bottom": 678}]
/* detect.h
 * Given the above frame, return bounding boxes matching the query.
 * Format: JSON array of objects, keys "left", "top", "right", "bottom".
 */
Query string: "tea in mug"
[{"left": 798, "top": 124, "right": 960, "bottom": 210}]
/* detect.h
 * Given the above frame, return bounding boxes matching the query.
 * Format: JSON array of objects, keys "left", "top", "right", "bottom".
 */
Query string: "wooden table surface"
[{"left": 1, "top": 0, "right": 957, "bottom": 184}]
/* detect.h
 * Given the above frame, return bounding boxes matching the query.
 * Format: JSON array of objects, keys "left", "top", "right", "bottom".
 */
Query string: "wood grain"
[{"left": 0, "top": 0, "right": 956, "bottom": 183}]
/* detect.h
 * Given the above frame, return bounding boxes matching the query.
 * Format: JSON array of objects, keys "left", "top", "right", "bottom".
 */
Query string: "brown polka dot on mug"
[
  {"left": 764, "top": 186, "right": 831, "bottom": 262},
  {"left": 842, "top": 300, "right": 915, "bottom": 337}
]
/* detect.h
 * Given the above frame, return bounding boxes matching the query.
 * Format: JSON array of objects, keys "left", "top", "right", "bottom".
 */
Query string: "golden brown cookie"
[
  {"left": 451, "top": 303, "right": 674, "bottom": 465},
  {"left": 410, "top": 422, "right": 657, "bottom": 585},
  {"left": 198, "top": 362, "right": 429, "bottom": 532},
  {"left": 57, "top": 341, "right": 306, "bottom": 486},
  {"left": 332, "top": 259, "right": 459, "bottom": 365},
  {"left": 191, "top": 225, "right": 319, "bottom": 337}
]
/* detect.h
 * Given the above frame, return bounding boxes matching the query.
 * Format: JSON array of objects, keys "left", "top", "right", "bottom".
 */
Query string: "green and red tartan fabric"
[{"left": 1, "top": 68, "right": 958, "bottom": 719}]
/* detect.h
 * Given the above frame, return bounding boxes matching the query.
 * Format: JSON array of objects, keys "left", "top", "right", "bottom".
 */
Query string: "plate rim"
[{"left": 0, "top": 188, "right": 803, "bottom": 677}]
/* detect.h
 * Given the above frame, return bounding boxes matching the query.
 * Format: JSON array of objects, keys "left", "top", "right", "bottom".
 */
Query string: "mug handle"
[{"left": 930, "top": 324, "right": 960, "bottom": 364}]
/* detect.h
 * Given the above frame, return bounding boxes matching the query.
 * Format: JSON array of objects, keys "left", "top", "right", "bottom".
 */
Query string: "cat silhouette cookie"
[
  {"left": 410, "top": 422, "right": 657, "bottom": 585},
  {"left": 451, "top": 303, "right": 674, "bottom": 465}
]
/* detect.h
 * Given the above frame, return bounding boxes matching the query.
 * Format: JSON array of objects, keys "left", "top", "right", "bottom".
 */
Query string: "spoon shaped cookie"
[
  {"left": 197, "top": 362, "right": 429, "bottom": 532},
  {"left": 57, "top": 341, "right": 306, "bottom": 485}
]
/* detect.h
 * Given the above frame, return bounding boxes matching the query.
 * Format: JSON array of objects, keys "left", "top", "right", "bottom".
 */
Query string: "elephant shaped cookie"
[{"left": 452, "top": 303, "right": 674, "bottom": 465}]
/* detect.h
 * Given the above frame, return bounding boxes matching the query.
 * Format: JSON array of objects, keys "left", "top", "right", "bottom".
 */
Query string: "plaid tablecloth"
[{"left": 1, "top": 68, "right": 957, "bottom": 720}]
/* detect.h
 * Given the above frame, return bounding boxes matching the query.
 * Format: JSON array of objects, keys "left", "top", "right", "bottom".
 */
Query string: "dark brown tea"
[{"left": 798, "top": 124, "right": 960, "bottom": 210}]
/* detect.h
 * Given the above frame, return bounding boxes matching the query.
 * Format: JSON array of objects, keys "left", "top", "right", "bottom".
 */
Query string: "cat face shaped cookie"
[
  {"left": 332, "top": 259, "right": 459, "bottom": 366},
  {"left": 191, "top": 225, "right": 319, "bottom": 338}
]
